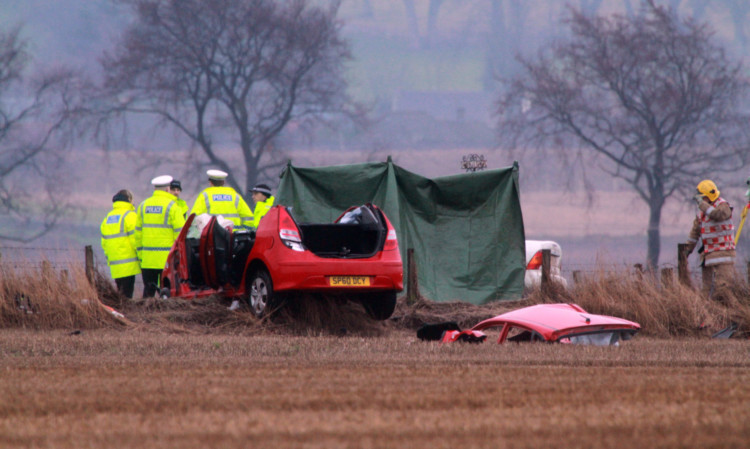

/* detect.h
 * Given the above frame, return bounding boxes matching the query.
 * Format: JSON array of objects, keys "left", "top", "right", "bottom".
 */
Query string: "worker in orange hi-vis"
[
  {"left": 735, "top": 176, "right": 750, "bottom": 245},
  {"left": 684, "top": 180, "right": 736, "bottom": 302}
]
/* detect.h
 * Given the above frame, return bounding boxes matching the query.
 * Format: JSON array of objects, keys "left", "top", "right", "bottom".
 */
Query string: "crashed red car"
[
  {"left": 440, "top": 303, "right": 641, "bottom": 346},
  {"left": 160, "top": 204, "right": 403, "bottom": 320}
]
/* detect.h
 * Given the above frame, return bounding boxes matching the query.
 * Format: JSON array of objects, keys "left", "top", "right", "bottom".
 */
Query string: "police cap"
[{"left": 151, "top": 175, "right": 173, "bottom": 187}]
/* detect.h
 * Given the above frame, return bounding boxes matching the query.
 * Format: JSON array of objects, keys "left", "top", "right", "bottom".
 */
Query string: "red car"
[
  {"left": 440, "top": 303, "right": 641, "bottom": 346},
  {"left": 160, "top": 204, "right": 403, "bottom": 319}
]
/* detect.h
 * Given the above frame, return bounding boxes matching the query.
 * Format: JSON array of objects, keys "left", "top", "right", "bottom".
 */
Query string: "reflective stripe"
[
  {"left": 203, "top": 192, "right": 210, "bottom": 212},
  {"left": 142, "top": 223, "right": 173, "bottom": 229},
  {"left": 210, "top": 213, "right": 239, "bottom": 218},
  {"left": 164, "top": 202, "right": 174, "bottom": 225},
  {"left": 687, "top": 237, "right": 697, "bottom": 243},
  {"left": 705, "top": 256, "right": 734, "bottom": 266},
  {"left": 121, "top": 210, "right": 133, "bottom": 234},
  {"left": 234, "top": 195, "right": 239, "bottom": 208},
  {"left": 110, "top": 257, "right": 139, "bottom": 265},
  {"left": 140, "top": 246, "right": 174, "bottom": 251}
]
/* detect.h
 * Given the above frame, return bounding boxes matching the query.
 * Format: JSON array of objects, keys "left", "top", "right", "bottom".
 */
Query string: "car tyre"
[
  {"left": 247, "top": 268, "right": 279, "bottom": 318},
  {"left": 359, "top": 291, "right": 397, "bottom": 321}
]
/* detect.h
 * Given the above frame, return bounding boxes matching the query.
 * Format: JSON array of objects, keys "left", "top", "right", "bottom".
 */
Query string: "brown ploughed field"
[{"left": 2, "top": 329, "right": 749, "bottom": 449}]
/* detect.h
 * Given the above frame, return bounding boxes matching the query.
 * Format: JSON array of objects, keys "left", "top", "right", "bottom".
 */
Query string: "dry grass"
[
  {"left": 1, "top": 330, "right": 749, "bottom": 449},
  {"left": 0, "top": 261, "right": 122, "bottom": 330}
]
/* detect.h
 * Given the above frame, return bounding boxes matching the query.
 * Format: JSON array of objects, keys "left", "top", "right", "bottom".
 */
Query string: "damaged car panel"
[
  {"left": 470, "top": 303, "right": 640, "bottom": 345},
  {"left": 160, "top": 204, "right": 403, "bottom": 320},
  {"left": 422, "top": 303, "right": 640, "bottom": 346}
]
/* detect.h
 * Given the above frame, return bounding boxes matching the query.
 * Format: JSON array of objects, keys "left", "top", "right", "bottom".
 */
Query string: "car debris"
[{"left": 418, "top": 303, "right": 641, "bottom": 346}]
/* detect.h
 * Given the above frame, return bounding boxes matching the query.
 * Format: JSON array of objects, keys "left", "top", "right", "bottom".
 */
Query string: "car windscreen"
[{"left": 558, "top": 330, "right": 635, "bottom": 346}]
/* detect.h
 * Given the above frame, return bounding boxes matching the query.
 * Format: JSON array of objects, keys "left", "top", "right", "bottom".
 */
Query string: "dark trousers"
[
  {"left": 141, "top": 269, "right": 162, "bottom": 298},
  {"left": 115, "top": 276, "right": 136, "bottom": 299}
]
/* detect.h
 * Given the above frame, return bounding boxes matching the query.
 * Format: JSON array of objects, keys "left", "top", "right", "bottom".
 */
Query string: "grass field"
[{"left": 2, "top": 329, "right": 750, "bottom": 449}]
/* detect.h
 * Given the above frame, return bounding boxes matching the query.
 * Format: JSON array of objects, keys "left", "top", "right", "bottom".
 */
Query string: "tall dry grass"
[
  {"left": 0, "top": 260, "right": 122, "bottom": 330},
  {"left": 524, "top": 269, "right": 750, "bottom": 338}
]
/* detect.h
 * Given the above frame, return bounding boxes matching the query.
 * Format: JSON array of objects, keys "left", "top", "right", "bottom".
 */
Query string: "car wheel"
[
  {"left": 359, "top": 291, "right": 397, "bottom": 321},
  {"left": 247, "top": 268, "right": 278, "bottom": 318}
]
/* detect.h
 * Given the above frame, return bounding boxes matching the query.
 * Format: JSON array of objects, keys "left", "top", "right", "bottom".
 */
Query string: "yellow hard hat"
[{"left": 696, "top": 179, "right": 720, "bottom": 202}]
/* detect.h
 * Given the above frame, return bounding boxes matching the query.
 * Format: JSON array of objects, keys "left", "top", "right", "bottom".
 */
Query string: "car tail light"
[
  {"left": 526, "top": 251, "right": 542, "bottom": 270},
  {"left": 384, "top": 229, "right": 398, "bottom": 251},
  {"left": 279, "top": 209, "right": 304, "bottom": 252}
]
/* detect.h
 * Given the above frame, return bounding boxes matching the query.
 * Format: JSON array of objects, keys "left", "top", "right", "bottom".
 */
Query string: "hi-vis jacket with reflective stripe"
[
  {"left": 135, "top": 190, "right": 186, "bottom": 269},
  {"left": 100, "top": 201, "right": 141, "bottom": 279},
  {"left": 190, "top": 186, "right": 253, "bottom": 231},
  {"left": 687, "top": 197, "right": 736, "bottom": 266},
  {"left": 251, "top": 195, "right": 275, "bottom": 228}
]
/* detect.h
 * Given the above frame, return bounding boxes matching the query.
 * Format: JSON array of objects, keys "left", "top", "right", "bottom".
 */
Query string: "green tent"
[{"left": 276, "top": 158, "right": 525, "bottom": 304}]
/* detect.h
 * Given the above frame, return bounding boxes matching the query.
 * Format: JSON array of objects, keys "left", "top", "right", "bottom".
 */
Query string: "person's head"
[
  {"left": 112, "top": 189, "right": 133, "bottom": 204},
  {"left": 151, "top": 175, "right": 173, "bottom": 192},
  {"left": 250, "top": 183, "right": 272, "bottom": 203},
  {"left": 169, "top": 180, "right": 182, "bottom": 197},
  {"left": 207, "top": 169, "right": 227, "bottom": 187},
  {"left": 696, "top": 179, "right": 720, "bottom": 203}
]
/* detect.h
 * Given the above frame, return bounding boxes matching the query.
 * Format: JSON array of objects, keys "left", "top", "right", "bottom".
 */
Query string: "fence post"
[
  {"left": 85, "top": 245, "right": 95, "bottom": 285},
  {"left": 541, "top": 249, "right": 551, "bottom": 293},
  {"left": 633, "top": 263, "right": 643, "bottom": 280},
  {"left": 406, "top": 248, "right": 419, "bottom": 304},
  {"left": 677, "top": 243, "right": 692, "bottom": 287},
  {"left": 572, "top": 270, "right": 582, "bottom": 284},
  {"left": 660, "top": 267, "right": 674, "bottom": 287}
]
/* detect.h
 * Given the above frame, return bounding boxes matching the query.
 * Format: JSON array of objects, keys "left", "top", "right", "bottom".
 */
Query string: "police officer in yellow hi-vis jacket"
[
  {"left": 136, "top": 175, "right": 186, "bottom": 297},
  {"left": 190, "top": 169, "right": 253, "bottom": 231},
  {"left": 249, "top": 183, "right": 275, "bottom": 229},
  {"left": 100, "top": 189, "right": 140, "bottom": 298}
]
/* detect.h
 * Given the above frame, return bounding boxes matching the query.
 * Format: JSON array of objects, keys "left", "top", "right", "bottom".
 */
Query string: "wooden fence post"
[
  {"left": 633, "top": 263, "right": 643, "bottom": 281},
  {"left": 677, "top": 243, "right": 692, "bottom": 287},
  {"left": 85, "top": 245, "right": 95, "bottom": 285},
  {"left": 406, "top": 248, "right": 419, "bottom": 304},
  {"left": 541, "top": 249, "right": 551, "bottom": 293},
  {"left": 572, "top": 270, "right": 582, "bottom": 284},
  {"left": 661, "top": 267, "right": 674, "bottom": 287}
]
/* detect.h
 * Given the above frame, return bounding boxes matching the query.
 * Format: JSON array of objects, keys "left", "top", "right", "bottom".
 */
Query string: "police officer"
[
  {"left": 100, "top": 189, "right": 140, "bottom": 299},
  {"left": 169, "top": 179, "right": 189, "bottom": 219},
  {"left": 190, "top": 169, "right": 253, "bottom": 231},
  {"left": 135, "top": 175, "right": 186, "bottom": 298},
  {"left": 249, "top": 183, "right": 275, "bottom": 229},
  {"left": 684, "top": 179, "right": 736, "bottom": 301}
]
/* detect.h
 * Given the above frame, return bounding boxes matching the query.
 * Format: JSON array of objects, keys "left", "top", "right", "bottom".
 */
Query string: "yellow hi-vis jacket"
[
  {"left": 100, "top": 201, "right": 141, "bottom": 279},
  {"left": 190, "top": 186, "right": 253, "bottom": 231},
  {"left": 135, "top": 190, "right": 186, "bottom": 269},
  {"left": 251, "top": 195, "right": 275, "bottom": 229}
]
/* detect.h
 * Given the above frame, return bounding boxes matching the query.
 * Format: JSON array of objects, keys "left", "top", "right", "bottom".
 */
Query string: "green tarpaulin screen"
[{"left": 276, "top": 158, "right": 525, "bottom": 304}]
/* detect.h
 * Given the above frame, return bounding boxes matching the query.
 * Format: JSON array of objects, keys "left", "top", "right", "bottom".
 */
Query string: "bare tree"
[
  {"left": 99, "top": 0, "right": 352, "bottom": 192},
  {"left": 0, "top": 26, "right": 84, "bottom": 242},
  {"left": 496, "top": 2, "right": 750, "bottom": 268}
]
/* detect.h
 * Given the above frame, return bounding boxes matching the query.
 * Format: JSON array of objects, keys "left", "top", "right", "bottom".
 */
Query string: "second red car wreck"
[{"left": 419, "top": 303, "right": 641, "bottom": 346}]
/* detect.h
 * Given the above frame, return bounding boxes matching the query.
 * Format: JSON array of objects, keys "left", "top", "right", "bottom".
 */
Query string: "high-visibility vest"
[
  {"left": 100, "top": 201, "right": 141, "bottom": 279},
  {"left": 251, "top": 195, "right": 275, "bottom": 228},
  {"left": 698, "top": 197, "right": 735, "bottom": 265},
  {"left": 135, "top": 190, "right": 186, "bottom": 269},
  {"left": 190, "top": 186, "right": 253, "bottom": 231},
  {"left": 174, "top": 198, "right": 189, "bottom": 218}
]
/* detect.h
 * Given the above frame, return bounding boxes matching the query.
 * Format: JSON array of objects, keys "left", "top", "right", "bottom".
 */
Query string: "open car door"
[{"left": 198, "top": 216, "right": 233, "bottom": 289}]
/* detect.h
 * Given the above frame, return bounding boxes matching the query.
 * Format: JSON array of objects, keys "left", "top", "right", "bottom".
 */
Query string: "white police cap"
[
  {"left": 151, "top": 175, "right": 173, "bottom": 187},
  {"left": 207, "top": 169, "right": 228, "bottom": 180}
]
